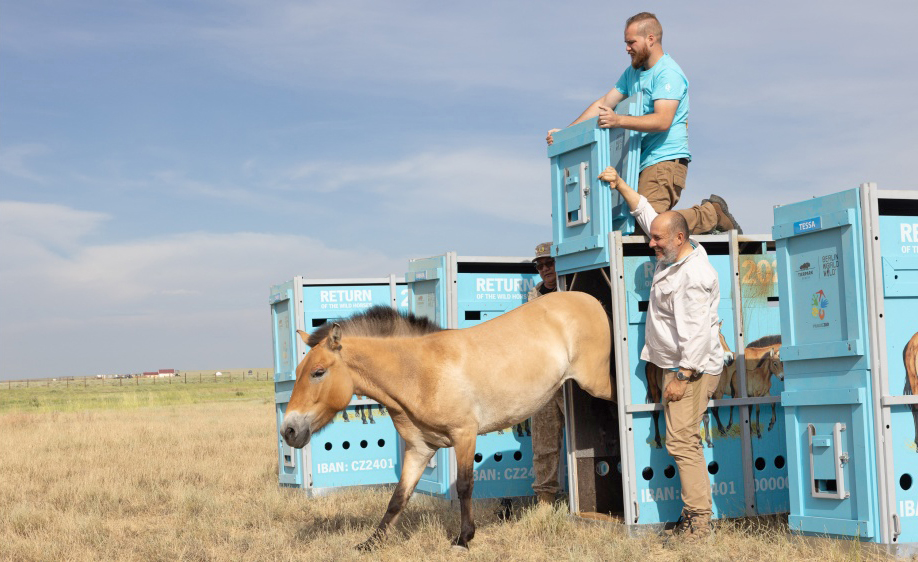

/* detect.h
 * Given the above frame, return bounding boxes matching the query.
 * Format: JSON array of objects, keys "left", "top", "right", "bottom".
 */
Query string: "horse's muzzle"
[{"left": 281, "top": 415, "right": 311, "bottom": 449}]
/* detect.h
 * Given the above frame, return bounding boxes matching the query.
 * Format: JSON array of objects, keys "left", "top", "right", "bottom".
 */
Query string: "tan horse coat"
[
  {"left": 904, "top": 332, "right": 918, "bottom": 451},
  {"left": 280, "top": 290, "right": 612, "bottom": 550}
]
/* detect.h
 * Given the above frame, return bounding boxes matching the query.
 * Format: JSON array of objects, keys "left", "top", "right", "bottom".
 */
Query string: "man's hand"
[
  {"left": 598, "top": 166, "right": 620, "bottom": 188},
  {"left": 546, "top": 129, "right": 561, "bottom": 145},
  {"left": 663, "top": 377, "right": 688, "bottom": 402},
  {"left": 597, "top": 106, "right": 621, "bottom": 129}
]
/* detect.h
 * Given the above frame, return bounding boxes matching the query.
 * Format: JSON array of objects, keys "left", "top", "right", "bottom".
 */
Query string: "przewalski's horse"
[
  {"left": 645, "top": 321, "right": 734, "bottom": 449},
  {"left": 904, "top": 332, "right": 918, "bottom": 452},
  {"left": 279, "top": 291, "right": 613, "bottom": 550},
  {"left": 745, "top": 335, "right": 784, "bottom": 437}
]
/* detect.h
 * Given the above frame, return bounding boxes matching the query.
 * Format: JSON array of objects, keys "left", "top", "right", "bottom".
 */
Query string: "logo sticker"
[
  {"left": 796, "top": 261, "right": 814, "bottom": 279},
  {"left": 811, "top": 290, "right": 829, "bottom": 321}
]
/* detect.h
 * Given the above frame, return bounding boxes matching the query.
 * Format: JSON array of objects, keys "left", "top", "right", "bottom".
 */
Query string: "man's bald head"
[
  {"left": 654, "top": 211, "right": 689, "bottom": 239},
  {"left": 649, "top": 211, "right": 690, "bottom": 265}
]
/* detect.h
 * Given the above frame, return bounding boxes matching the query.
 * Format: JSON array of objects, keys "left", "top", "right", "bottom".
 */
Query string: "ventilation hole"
[
  {"left": 494, "top": 452, "right": 503, "bottom": 462},
  {"left": 775, "top": 456, "right": 786, "bottom": 469},
  {"left": 708, "top": 461, "right": 719, "bottom": 475},
  {"left": 617, "top": 461, "right": 622, "bottom": 473},
  {"left": 324, "top": 442, "right": 332, "bottom": 451},
  {"left": 755, "top": 457, "right": 766, "bottom": 471},
  {"left": 474, "top": 453, "right": 483, "bottom": 463},
  {"left": 513, "top": 451, "right": 522, "bottom": 461},
  {"left": 360, "top": 440, "right": 368, "bottom": 448},
  {"left": 342, "top": 441, "right": 350, "bottom": 450},
  {"left": 664, "top": 465, "right": 676, "bottom": 479},
  {"left": 378, "top": 439, "right": 385, "bottom": 447},
  {"left": 642, "top": 467, "right": 654, "bottom": 480},
  {"left": 901, "top": 474, "right": 913, "bottom": 491}
]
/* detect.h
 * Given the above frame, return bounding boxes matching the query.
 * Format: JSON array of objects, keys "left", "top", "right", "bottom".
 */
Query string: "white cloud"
[
  {"left": 0, "top": 200, "right": 404, "bottom": 378},
  {"left": 277, "top": 144, "right": 549, "bottom": 226},
  {"left": 0, "top": 144, "right": 49, "bottom": 183}
]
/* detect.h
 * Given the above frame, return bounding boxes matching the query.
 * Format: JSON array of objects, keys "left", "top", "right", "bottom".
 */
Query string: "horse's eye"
[{"left": 311, "top": 368, "right": 326, "bottom": 379}]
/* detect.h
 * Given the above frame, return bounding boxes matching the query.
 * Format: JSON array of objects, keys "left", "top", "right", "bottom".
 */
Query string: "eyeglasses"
[{"left": 534, "top": 259, "right": 555, "bottom": 271}]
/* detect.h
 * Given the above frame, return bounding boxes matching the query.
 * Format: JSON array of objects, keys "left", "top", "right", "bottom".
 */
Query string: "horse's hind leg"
[
  {"left": 356, "top": 442, "right": 436, "bottom": 551},
  {"left": 768, "top": 403, "right": 777, "bottom": 432},
  {"left": 452, "top": 431, "right": 478, "bottom": 550}
]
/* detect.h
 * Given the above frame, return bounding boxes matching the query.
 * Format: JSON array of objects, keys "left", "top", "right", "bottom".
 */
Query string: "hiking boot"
[
  {"left": 663, "top": 512, "right": 713, "bottom": 547},
  {"left": 682, "top": 514, "right": 713, "bottom": 544},
  {"left": 704, "top": 194, "right": 743, "bottom": 234},
  {"left": 662, "top": 510, "right": 693, "bottom": 538}
]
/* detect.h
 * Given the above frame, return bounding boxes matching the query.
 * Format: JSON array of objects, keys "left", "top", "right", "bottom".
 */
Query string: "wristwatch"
[{"left": 674, "top": 369, "right": 691, "bottom": 381}]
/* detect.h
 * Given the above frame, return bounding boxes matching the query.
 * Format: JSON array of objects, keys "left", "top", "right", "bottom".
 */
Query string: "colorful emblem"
[{"left": 811, "top": 290, "right": 828, "bottom": 320}]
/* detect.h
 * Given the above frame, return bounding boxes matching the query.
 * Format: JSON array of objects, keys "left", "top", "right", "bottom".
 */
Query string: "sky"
[{"left": 2, "top": 1, "right": 917, "bottom": 380}]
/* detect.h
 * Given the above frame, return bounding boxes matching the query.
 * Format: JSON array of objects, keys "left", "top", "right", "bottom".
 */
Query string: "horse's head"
[
  {"left": 717, "top": 320, "right": 735, "bottom": 368},
  {"left": 280, "top": 325, "right": 355, "bottom": 449},
  {"left": 771, "top": 348, "right": 784, "bottom": 381}
]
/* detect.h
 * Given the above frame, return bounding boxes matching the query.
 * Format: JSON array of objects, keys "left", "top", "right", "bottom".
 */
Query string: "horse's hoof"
[{"left": 355, "top": 540, "right": 376, "bottom": 552}]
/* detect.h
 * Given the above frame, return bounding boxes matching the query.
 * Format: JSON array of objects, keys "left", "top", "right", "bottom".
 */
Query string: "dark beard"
[{"left": 630, "top": 49, "right": 649, "bottom": 69}]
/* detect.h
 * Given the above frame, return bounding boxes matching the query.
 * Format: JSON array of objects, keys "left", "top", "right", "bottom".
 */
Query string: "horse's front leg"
[
  {"left": 451, "top": 431, "right": 478, "bottom": 550},
  {"left": 356, "top": 442, "right": 436, "bottom": 551}
]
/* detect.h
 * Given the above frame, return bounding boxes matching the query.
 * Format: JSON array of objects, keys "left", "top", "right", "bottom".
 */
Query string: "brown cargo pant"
[
  {"left": 638, "top": 160, "right": 718, "bottom": 235},
  {"left": 663, "top": 370, "right": 713, "bottom": 518},
  {"left": 531, "top": 388, "right": 565, "bottom": 496}
]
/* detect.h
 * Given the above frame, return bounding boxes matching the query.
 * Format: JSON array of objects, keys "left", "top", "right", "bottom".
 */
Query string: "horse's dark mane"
[
  {"left": 746, "top": 334, "right": 781, "bottom": 349},
  {"left": 306, "top": 306, "right": 442, "bottom": 347}
]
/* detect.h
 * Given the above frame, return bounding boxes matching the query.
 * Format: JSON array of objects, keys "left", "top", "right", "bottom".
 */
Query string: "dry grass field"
[{"left": 0, "top": 381, "right": 903, "bottom": 561}]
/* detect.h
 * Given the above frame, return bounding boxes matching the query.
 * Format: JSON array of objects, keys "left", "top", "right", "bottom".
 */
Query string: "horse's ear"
[
  {"left": 326, "top": 323, "right": 342, "bottom": 352},
  {"left": 296, "top": 330, "right": 309, "bottom": 343}
]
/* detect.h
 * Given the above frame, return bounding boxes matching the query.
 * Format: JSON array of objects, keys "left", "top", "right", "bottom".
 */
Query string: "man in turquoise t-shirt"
[{"left": 547, "top": 12, "right": 741, "bottom": 234}]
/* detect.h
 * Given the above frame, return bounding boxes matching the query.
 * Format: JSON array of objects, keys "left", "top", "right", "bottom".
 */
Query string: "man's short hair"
[
  {"left": 669, "top": 212, "right": 689, "bottom": 240},
  {"left": 625, "top": 12, "right": 662, "bottom": 41}
]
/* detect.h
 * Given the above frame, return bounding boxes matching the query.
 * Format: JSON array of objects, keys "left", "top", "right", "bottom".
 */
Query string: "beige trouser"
[
  {"left": 663, "top": 371, "right": 713, "bottom": 518},
  {"left": 638, "top": 160, "right": 718, "bottom": 234},
  {"left": 531, "top": 388, "right": 565, "bottom": 495}
]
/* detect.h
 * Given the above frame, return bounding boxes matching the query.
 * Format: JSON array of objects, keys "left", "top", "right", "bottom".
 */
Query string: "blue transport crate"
[
  {"left": 405, "top": 253, "right": 546, "bottom": 500},
  {"left": 774, "top": 184, "right": 918, "bottom": 554},
  {"left": 269, "top": 275, "right": 408, "bottom": 494},
  {"left": 563, "top": 231, "right": 787, "bottom": 527},
  {"left": 547, "top": 94, "right": 642, "bottom": 275}
]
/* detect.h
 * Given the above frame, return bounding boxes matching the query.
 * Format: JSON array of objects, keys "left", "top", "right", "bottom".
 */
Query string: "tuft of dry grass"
[{"left": 0, "top": 397, "right": 903, "bottom": 561}]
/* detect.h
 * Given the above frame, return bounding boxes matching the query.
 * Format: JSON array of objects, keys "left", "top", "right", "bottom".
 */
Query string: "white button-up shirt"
[{"left": 631, "top": 196, "right": 724, "bottom": 375}]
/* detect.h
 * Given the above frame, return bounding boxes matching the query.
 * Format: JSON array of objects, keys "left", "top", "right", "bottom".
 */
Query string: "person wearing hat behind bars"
[
  {"left": 598, "top": 165, "right": 722, "bottom": 544},
  {"left": 546, "top": 11, "right": 741, "bottom": 235},
  {"left": 526, "top": 241, "right": 565, "bottom": 506}
]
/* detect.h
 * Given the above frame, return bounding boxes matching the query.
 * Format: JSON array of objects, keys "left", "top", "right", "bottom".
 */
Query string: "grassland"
[{"left": 0, "top": 381, "right": 901, "bottom": 561}]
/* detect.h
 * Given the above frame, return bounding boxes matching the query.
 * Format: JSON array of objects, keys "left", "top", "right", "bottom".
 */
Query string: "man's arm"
[
  {"left": 599, "top": 98, "right": 678, "bottom": 132},
  {"left": 598, "top": 166, "right": 658, "bottom": 238},
  {"left": 663, "top": 280, "right": 713, "bottom": 403},
  {"left": 546, "top": 87, "right": 626, "bottom": 145},
  {"left": 598, "top": 167, "right": 640, "bottom": 210}
]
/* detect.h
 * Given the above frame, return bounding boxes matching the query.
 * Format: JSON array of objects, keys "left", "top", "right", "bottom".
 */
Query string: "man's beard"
[
  {"left": 656, "top": 245, "right": 679, "bottom": 265},
  {"left": 630, "top": 47, "right": 650, "bottom": 69}
]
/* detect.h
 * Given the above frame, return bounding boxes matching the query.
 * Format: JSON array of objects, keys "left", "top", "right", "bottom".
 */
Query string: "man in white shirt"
[{"left": 598, "top": 165, "right": 722, "bottom": 543}]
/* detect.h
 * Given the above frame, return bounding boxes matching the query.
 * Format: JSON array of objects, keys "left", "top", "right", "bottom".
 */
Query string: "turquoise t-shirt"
[{"left": 614, "top": 53, "right": 691, "bottom": 171}]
